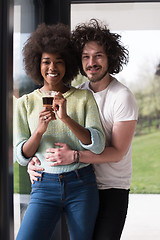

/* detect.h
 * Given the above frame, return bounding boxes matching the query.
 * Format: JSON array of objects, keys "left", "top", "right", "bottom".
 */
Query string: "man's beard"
[{"left": 86, "top": 65, "right": 108, "bottom": 83}]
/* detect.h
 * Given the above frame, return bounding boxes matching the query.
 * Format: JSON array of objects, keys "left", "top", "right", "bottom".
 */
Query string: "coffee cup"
[{"left": 42, "top": 91, "right": 56, "bottom": 108}]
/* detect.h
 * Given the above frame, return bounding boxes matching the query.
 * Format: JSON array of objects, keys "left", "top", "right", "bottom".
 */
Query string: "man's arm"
[
  {"left": 80, "top": 120, "right": 136, "bottom": 163},
  {"left": 46, "top": 120, "right": 137, "bottom": 165},
  {"left": 27, "top": 120, "right": 136, "bottom": 181}
]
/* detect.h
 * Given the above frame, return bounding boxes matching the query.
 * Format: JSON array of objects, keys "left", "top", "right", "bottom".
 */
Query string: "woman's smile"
[{"left": 41, "top": 52, "right": 66, "bottom": 90}]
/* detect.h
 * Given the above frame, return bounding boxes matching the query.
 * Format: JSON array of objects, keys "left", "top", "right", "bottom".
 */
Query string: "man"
[{"left": 27, "top": 19, "right": 138, "bottom": 240}]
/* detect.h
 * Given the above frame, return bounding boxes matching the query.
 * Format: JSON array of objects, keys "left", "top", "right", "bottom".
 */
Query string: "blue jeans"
[{"left": 16, "top": 165, "right": 99, "bottom": 240}]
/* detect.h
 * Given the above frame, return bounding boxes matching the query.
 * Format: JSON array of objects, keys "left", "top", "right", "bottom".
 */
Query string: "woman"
[{"left": 15, "top": 23, "right": 105, "bottom": 240}]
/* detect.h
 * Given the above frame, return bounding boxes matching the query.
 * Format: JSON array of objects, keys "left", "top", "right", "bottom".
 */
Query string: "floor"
[{"left": 121, "top": 194, "right": 160, "bottom": 240}]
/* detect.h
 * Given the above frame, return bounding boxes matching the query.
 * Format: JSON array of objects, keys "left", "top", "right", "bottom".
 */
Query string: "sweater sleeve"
[
  {"left": 16, "top": 140, "right": 32, "bottom": 166},
  {"left": 79, "top": 91, "right": 106, "bottom": 154},
  {"left": 79, "top": 127, "right": 105, "bottom": 154},
  {"left": 14, "top": 95, "right": 32, "bottom": 166}
]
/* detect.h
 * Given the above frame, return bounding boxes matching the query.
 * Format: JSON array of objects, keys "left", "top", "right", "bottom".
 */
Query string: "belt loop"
[{"left": 75, "top": 170, "right": 80, "bottom": 179}]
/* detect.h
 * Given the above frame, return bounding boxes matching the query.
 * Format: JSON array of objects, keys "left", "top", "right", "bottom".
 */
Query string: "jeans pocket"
[{"left": 31, "top": 178, "right": 42, "bottom": 192}]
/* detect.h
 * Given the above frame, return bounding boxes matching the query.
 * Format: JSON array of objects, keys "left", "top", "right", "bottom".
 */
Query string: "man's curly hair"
[
  {"left": 71, "top": 19, "right": 129, "bottom": 76},
  {"left": 23, "top": 23, "right": 79, "bottom": 85}
]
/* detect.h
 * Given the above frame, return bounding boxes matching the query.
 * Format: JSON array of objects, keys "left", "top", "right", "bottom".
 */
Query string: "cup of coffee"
[{"left": 42, "top": 91, "right": 56, "bottom": 108}]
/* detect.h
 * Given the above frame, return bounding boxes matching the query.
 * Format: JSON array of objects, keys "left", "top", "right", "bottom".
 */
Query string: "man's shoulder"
[
  {"left": 111, "top": 78, "right": 128, "bottom": 90},
  {"left": 110, "top": 78, "right": 134, "bottom": 98}
]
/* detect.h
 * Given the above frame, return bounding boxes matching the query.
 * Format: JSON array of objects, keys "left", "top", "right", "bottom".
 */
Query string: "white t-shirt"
[{"left": 79, "top": 78, "right": 138, "bottom": 190}]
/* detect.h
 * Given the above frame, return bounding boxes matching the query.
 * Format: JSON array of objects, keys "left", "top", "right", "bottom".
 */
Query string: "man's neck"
[{"left": 89, "top": 74, "right": 113, "bottom": 93}]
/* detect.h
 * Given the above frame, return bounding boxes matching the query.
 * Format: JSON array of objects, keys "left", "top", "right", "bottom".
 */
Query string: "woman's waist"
[
  {"left": 39, "top": 164, "right": 93, "bottom": 179},
  {"left": 35, "top": 153, "right": 89, "bottom": 174}
]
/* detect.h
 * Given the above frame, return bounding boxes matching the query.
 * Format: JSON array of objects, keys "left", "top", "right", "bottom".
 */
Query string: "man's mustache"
[{"left": 86, "top": 65, "right": 101, "bottom": 70}]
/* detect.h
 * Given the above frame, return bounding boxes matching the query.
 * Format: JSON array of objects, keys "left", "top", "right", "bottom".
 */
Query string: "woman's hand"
[
  {"left": 37, "top": 107, "right": 56, "bottom": 135},
  {"left": 52, "top": 92, "right": 68, "bottom": 121},
  {"left": 22, "top": 108, "right": 56, "bottom": 158}
]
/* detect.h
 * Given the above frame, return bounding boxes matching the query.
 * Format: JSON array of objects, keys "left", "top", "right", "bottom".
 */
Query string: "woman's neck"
[{"left": 41, "top": 84, "right": 70, "bottom": 93}]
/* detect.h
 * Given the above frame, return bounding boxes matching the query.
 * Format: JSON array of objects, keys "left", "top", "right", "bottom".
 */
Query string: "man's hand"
[
  {"left": 27, "top": 157, "right": 44, "bottom": 184},
  {"left": 45, "top": 143, "right": 74, "bottom": 166}
]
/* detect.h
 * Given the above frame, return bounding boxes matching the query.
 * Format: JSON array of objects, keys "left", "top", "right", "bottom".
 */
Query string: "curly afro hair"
[
  {"left": 71, "top": 19, "right": 129, "bottom": 76},
  {"left": 23, "top": 22, "right": 79, "bottom": 85}
]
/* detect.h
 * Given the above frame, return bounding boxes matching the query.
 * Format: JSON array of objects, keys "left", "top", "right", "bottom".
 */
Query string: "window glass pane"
[{"left": 13, "top": 1, "right": 36, "bottom": 238}]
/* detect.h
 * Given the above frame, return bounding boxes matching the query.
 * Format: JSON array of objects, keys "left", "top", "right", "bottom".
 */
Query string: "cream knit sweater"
[{"left": 14, "top": 87, "right": 105, "bottom": 173}]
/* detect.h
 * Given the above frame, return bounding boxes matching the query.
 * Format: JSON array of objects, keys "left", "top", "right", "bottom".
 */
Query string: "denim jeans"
[{"left": 16, "top": 165, "right": 99, "bottom": 240}]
